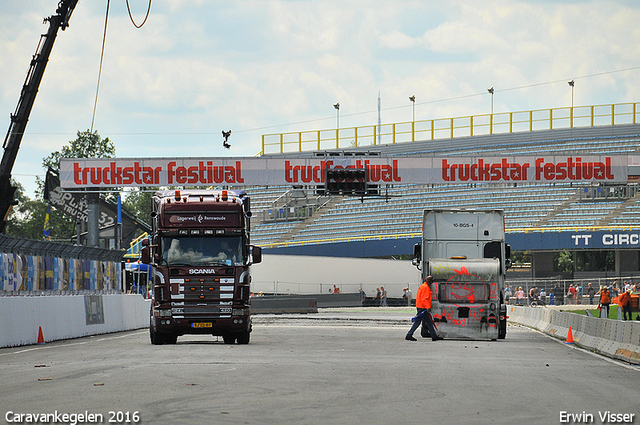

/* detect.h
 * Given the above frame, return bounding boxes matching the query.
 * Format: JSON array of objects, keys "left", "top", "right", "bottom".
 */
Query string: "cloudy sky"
[{"left": 2, "top": 0, "right": 640, "bottom": 196}]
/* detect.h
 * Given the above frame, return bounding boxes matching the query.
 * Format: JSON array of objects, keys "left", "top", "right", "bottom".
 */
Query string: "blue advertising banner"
[{"left": 506, "top": 230, "right": 640, "bottom": 251}]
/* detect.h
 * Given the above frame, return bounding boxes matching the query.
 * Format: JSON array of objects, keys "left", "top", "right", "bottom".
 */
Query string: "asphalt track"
[{"left": 1, "top": 308, "right": 639, "bottom": 425}]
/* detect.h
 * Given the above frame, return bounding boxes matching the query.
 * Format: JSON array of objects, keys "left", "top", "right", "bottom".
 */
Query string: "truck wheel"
[
  {"left": 498, "top": 319, "right": 507, "bottom": 339},
  {"left": 150, "top": 327, "right": 165, "bottom": 345},
  {"left": 222, "top": 334, "right": 236, "bottom": 344},
  {"left": 165, "top": 334, "right": 178, "bottom": 344},
  {"left": 236, "top": 331, "right": 250, "bottom": 345}
]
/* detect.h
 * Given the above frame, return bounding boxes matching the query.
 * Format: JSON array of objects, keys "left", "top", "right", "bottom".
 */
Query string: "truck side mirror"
[
  {"left": 141, "top": 246, "right": 150, "bottom": 264},
  {"left": 251, "top": 245, "right": 262, "bottom": 264},
  {"left": 412, "top": 243, "right": 421, "bottom": 269}
]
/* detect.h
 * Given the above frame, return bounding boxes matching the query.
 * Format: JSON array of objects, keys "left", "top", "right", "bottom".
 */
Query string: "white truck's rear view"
[{"left": 413, "top": 209, "right": 510, "bottom": 340}]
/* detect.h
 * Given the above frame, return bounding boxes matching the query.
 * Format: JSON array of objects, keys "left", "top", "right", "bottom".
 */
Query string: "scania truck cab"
[{"left": 142, "top": 189, "right": 261, "bottom": 345}]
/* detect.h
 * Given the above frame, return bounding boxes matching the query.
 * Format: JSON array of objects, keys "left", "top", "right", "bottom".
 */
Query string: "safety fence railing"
[
  {"left": 0, "top": 234, "right": 125, "bottom": 262},
  {"left": 261, "top": 101, "right": 640, "bottom": 154}
]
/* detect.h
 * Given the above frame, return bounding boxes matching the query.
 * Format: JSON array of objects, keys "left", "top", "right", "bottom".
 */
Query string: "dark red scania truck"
[{"left": 142, "top": 189, "right": 261, "bottom": 344}]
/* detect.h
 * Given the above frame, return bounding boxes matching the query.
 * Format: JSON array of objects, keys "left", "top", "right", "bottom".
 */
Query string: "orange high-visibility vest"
[{"left": 416, "top": 281, "right": 433, "bottom": 309}]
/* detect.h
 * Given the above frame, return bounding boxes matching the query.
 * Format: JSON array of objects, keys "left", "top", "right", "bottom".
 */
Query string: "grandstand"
[{"left": 248, "top": 121, "right": 640, "bottom": 250}]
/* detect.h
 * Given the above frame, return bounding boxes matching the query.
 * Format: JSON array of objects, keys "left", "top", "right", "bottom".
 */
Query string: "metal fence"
[
  {"left": 0, "top": 234, "right": 125, "bottom": 262},
  {"left": 506, "top": 275, "right": 640, "bottom": 306}
]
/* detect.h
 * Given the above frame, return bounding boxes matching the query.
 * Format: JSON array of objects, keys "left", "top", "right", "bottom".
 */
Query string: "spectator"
[
  {"left": 553, "top": 283, "right": 564, "bottom": 306},
  {"left": 624, "top": 281, "right": 633, "bottom": 292},
  {"left": 515, "top": 287, "right": 526, "bottom": 305},
  {"left": 587, "top": 283, "right": 596, "bottom": 305},
  {"left": 577, "top": 283, "right": 583, "bottom": 305},
  {"left": 504, "top": 284, "right": 513, "bottom": 304},
  {"left": 539, "top": 288, "right": 546, "bottom": 305},
  {"left": 380, "top": 286, "right": 388, "bottom": 307},
  {"left": 403, "top": 287, "right": 412, "bottom": 306},
  {"left": 611, "top": 280, "right": 619, "bottom": 298},
  {"left": 567, "top": 284, "right": 576, "bottom": 305},
  {"left": 528, "top": 287, "right": 537, "bottom": 305},
  {"left": 374, "top": 288, "right": 381, "bottom": 307}
]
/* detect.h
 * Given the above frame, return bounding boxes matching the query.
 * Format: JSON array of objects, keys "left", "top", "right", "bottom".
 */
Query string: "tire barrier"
[{"left": 508, "top": 305, "right": 640, "bottom": 364}]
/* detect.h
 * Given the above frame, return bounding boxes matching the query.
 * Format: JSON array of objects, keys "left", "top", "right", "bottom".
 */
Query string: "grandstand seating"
[{"left": 249, "top": 124, "right": 640, "bottom": 247}]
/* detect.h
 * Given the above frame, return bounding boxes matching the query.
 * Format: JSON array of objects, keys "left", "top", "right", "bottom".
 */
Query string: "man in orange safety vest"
[{"left": 406, "top": 276, "right": 442, "bottom": 342}]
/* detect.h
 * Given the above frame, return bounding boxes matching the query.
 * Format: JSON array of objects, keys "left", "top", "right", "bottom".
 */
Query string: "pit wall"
[
  {"left": 507, "top": 305, "right": 640, "bottom": 365},
  {"left": 0, "top": 294, "right": 150, "bottom": 348}
]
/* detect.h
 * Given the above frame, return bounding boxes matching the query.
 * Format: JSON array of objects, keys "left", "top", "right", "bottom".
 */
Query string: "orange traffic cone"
[
  {"left": 565, "top": 326, "right": 574, "bottom": 345},
  {"left": 37, "top": 326, "right": 45, "bottom": 345}
]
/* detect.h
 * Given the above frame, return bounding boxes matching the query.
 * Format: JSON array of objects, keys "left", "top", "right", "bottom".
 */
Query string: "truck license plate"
[{"left": 191, "top": 322, "right": 213, "bottom": 328}]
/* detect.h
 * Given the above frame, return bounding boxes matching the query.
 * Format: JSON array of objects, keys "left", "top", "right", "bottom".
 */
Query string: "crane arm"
[{"left": 0, "top": 0, "right": 78, "bottom": 232}]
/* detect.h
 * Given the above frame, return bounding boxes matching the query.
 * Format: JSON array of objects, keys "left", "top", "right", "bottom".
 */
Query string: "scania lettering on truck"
[
  {"left": 141, "top": 189, "right": 261, "bottom": 345},
  {"left": 412, "top": 209, "right": 511, "bottom": 340}
]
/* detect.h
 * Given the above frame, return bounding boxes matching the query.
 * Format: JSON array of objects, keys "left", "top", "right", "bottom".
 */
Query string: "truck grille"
[{"left": 170, "top": 277, "right": 235, "bottom": 318}]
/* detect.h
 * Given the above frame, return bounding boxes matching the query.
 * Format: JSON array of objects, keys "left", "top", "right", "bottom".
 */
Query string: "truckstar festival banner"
[{"left": 59, "top": 155, "right": 629, "bottom": 189}]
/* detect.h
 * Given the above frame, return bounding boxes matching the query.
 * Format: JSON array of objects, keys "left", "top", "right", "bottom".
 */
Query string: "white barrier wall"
[
  {"left": 508, "top": 306, "right": 640, "bottom": 365},
  {"left": 0, "top": 294, "right": 150, "bottom": 348}
]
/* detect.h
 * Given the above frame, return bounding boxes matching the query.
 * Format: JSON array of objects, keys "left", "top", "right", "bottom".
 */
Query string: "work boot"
[{"left": 405, "top": 335, "right": 417, "bottom": 341}]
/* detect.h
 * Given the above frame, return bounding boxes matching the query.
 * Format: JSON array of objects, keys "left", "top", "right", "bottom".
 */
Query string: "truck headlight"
[
  {"left": 156, "top": 309, "right": 172, "bottom": 317},
  {"left": 232, "top": 308, "right": 249, "bottom": 316}
]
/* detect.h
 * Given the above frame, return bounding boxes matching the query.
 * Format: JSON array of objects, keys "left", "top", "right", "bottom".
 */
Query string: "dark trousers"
[
  {"left": 407, "top": 308, "right": 438, "bottom": 338},
  {"left": 622, "top": 305, "right": 632, "bottom": 320}
]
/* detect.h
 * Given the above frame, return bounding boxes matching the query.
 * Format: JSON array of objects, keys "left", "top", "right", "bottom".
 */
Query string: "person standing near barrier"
[
  {"left": 374, "top": 288, "right": 381, "bottom": 307},
  {"left": 528, "top": 286, "right": 536, "bottom": 305},
  {"left": 577, "top": 283, "right": 583, "bottom": 305},
  {"left": 406, "top": 276, "right": 441, "bottom": 342},
  {"left": 587, "top": 283, "right": 596, "bottom": 305},
  {"left": 598, "top": 285, "right": 611, "bottom": 318},
  {"left": 403, "top": 287, "right": 412, "bottom": 306},
  {"left": 504, "top": 284, "right": 512, "bottom": 304},
  {"left": 380, "top": 286, "right": 388, "bottom": 307},
  {"left": 515, "top": 287, "right": 526, "bottom": 305},
  {"left": 553, "top": 283, "right": 564, "bottom": 306},
  {"left": 619, "top": 289, "right": 632, "bottom": 321}
]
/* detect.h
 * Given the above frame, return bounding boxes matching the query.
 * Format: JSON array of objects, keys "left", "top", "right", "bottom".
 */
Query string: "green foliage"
[
  {"left": 5, "top": 191, "right": 75, "bottom": 240},
  {"left": 7, "top": 130, "right": 114, "bottom": 239},
  {"left": 43, "top": 129, "right": 115, "bottom": 171},
  {"left": 511, "top": 251, "right": 531, "bottom": 265},
  {"left": 554, "top": 250, "right": 574, "bottom": 274},
  {"left": 122, "top": 189, "right": 154, "bottom": 225}
]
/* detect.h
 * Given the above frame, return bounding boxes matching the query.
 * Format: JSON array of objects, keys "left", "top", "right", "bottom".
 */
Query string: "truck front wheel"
[{"left": 236, "top": 331, "right": 250, "bottom": 345}]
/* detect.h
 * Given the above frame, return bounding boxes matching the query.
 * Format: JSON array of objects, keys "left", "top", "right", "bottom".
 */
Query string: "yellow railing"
[
  {"left": 124, "top": 232, "right": 149, "bottom": 259},
  {"left": 261, "top": 101, "right": 640, "bottom": 155},
  {"left": 256, "top": 224, "right": 640, "bottom": 249}
]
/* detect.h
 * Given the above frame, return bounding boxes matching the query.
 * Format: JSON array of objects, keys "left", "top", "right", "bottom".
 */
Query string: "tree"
[
  {"left": 5, "top": 180, "right": 75, "bottom": 240},
  {"left": 36, "top": 129, "right": 115, "bottom": 196},
  {"left": 122, "top": 188, "right": 154, "bottom": 230},
  {"left": 7, "top": 130, "right": 115, "bottom": 240},
  {"left": 554, "top": 250, "right": 574, "bottom": 274},
  {"left": 43, "top": 129, "right": 115, "bottom": 172}
]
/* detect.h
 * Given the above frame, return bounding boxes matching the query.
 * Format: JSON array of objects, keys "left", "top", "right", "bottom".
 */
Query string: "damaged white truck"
[{"left": 412, "top": 209, "right": 511, "bottom": 340}]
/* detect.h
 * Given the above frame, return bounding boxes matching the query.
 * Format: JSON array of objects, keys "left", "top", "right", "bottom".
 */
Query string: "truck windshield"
[{"left": 161, "top": 236, "right": 244, "bottom": 266}]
